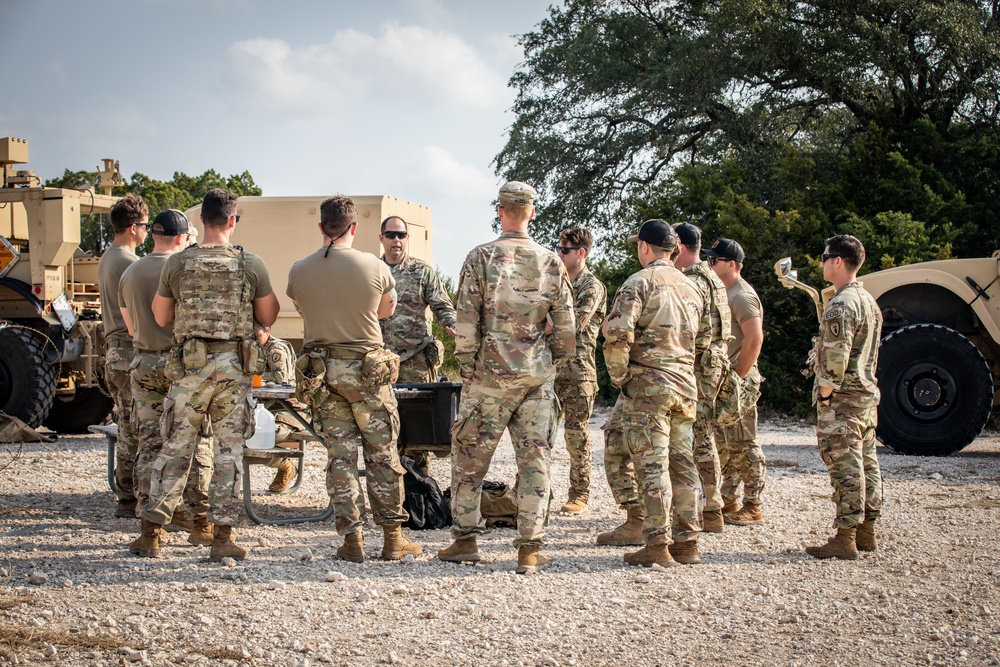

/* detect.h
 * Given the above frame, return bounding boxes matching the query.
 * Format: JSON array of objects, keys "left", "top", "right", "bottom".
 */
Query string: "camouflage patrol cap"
[
  {"left": 498, "top": 181, "right": 537, "bottom": 205},
  {"left": 150, "top": 209, "right": 191, "bottom": 236},
  {"left": 627, "top": 219, "right": 677, "bottom": 249}
]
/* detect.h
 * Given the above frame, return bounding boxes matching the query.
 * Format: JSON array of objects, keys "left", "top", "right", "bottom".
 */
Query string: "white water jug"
[{"left": 245, "top": 402, "right": 276, "bottom": 449}]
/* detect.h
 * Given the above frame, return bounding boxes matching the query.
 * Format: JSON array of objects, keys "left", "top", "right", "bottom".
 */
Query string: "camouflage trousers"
[
  {"left": 130, "top": 351, "right": 211, "bottom": 520},
  {"left": 106, "top": 343, "right": 137, "bottom": 502},
  {"left": 694, "top": 364, "right": 725, "bottom": 513},
  {"left": 716, "top": 373, "right": 766, "bottom": 506},
  {"left": 602, "top": 395, "right": 638, "bottom": 508},
  {"left": 397, "top": 353, "right": 437, "bottom": 384},
  {"left": 142, "top": 350, "right": 250, "bottom": 527},
  {"left": 451, "top": 381, "right": 559, "bottom": 547},
  {"left": 314, "top": 358, "right": 406, "bottom": 535},
  {"left": 817, "top": 395, "right": 883, "bottom": 528},
  {"left": 554, "top": 377, "right": 598, "bottom": 501}
]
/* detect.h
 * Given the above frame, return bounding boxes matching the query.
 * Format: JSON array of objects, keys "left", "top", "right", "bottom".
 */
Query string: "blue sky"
[{"left": 1, "top": 0, "right": 557, "bottom": 280}]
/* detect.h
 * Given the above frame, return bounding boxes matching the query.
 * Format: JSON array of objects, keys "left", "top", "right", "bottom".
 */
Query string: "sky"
[{"left": 0, "top": 0, "right": 557, "bottom": 281}]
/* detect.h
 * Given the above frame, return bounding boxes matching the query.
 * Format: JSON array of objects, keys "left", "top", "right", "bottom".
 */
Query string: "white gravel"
[{"left": 2, "top": 409, "right": 999, "bottom": 666}]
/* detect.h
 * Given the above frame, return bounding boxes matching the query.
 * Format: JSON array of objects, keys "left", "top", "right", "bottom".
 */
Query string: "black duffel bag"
[{"left": 401, "top": 455, "right": 451, "bottom": 530}]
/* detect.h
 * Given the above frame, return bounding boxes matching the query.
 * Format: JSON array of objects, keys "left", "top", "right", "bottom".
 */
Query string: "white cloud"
[{"left": 419, "top": 145, "right": 499, "bottom": 200}]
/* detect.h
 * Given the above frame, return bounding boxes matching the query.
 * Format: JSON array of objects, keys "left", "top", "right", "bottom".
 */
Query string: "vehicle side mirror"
[{"left": 776, "top": 257, "right": 793, "bottom": 278}]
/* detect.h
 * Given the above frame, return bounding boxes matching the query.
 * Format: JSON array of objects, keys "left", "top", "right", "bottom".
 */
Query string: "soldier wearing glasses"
[{"left": 553, "top": 228, "right": 607, "bottom": 514}]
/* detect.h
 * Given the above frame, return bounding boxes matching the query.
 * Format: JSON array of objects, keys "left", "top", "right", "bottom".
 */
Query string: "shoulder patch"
[
  {"left": 823, "top": 306, "right": 844, "bottom": 321},
  {"left": 827, "top": 319, "right": 842, "bottom": 339}
]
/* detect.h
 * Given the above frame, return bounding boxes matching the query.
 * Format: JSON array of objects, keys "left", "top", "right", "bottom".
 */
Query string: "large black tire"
[
  {"left": 44, "top": 385, "right": 114, "bottom": 434},
  {"left": 876, "top": 324, "right": 993, "bottom": 456},
  {"left": 0, "top": 326, "right": 57, "bottom": 428}
]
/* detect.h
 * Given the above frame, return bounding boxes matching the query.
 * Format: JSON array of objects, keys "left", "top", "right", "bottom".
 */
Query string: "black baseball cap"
[
  {"left": 703, "top": 238, "right": 745, "bottom": 263},
  {"left": 627, "top": 219, "right": 677, "bottom": 249},
  {"left": 673, "top": 222, "right": 701, "bottom": 246},
  {"left": 150, "top": 209, "right": 192, "bottom": 236}
]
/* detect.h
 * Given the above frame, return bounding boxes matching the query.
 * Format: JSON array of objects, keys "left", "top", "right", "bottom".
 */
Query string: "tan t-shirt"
[
  {"left": 118, "top": 252, "right": 174, "bottom": 352},
  {"left": 287, "top": 246, "right": 394, "bottom": 354},
  {"left": 726, "top": 277, "right": 763, "bottom": 366},
  {"left": 98, "top": 244, "right": 138, "bottom": 343}
]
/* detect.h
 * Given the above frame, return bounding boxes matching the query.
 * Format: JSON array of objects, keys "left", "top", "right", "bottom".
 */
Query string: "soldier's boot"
[
  {"left": 163, "top": 512, "right": 195, "bottom": 533},
  {"left": 721, "top": 497, "right": 740, "bottom": 516},
  {"left": 623, "top": 542, "right": 675, "bottom": 567},
  {"left": 725, "top": 501, "right": 763, "bottom": 526},
  {"left": 268, "top": 460, "right": 296, "bottom": 493},
  {"left": 805, "top": 527, "right": 859, "bottom": 561},
  {"left": 668, "top": 539, "right": 701, "bottom": 564},
  {"left": 129, "top": 519, "right": 162, "bottom": 558},
  {"left": 209, "top": 525, "right": 248, "bottom": 562},
  {"left": 560, "top": 496, "right": 589, "bottom": 515},
  {"left": 702, "top": 509, "right": 724, "bottom": 534},
  {"left": 515, "top": 546, "right": 548, "bottom": 575},
  {"left": 115, "top": 499, "right": 138, "bottom": 519},
  {"left": 382, "top": 526, "right": 422, "bottom": 560},
  {"left": 437, "top": 536, "right": 481, "bottom": 563},
  {"left": 856, "top": 520, "right": 877, "bottom": 552},
  {"left": 187, "top": 517, "right": 215, "bottom": 547},
  {"left": 596, "top": 505, "right": 646, "bottom": 546},
  {"left": 336, "top": 532, "right": 366, "bottom": 563}
]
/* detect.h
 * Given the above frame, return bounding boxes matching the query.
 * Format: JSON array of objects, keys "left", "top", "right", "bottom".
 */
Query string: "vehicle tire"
[
  {"left": 44, "top": 385, "right": 114, "bottom": 434},
  {"left": 0, "top": 326, "right": 58, "bottom": 428},
  {"left": 876, "top": 323, "right": 993, "bottom": 456}
]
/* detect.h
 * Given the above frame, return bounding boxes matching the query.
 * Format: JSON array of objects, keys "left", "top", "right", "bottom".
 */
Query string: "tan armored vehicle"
[
  {"left": 776, "top": 253, "right": 999, "bottom": 456},
  {"left": 0, "top": 137, "right": 121, "bottom": 431}
]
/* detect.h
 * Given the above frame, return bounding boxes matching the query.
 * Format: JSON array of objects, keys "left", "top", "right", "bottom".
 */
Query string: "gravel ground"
[{"left": 1, "top": 409, "right": 999, "bottom": 667}]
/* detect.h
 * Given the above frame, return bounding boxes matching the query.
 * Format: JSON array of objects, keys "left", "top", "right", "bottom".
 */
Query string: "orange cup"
[{"left": 252, "top": 374, "right": 263, "bottom": 388}]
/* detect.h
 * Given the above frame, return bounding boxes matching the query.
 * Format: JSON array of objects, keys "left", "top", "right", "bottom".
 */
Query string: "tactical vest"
[
  {"left": 173, "top": 245, "right": 255, "bottom": 343},
  {"left": 689, "top": 262, "right": 732, "bottom": 345}
]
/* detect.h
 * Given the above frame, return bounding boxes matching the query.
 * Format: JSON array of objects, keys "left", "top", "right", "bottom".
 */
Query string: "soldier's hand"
[{"left": 444, "top": 325, "right": 458, "bottom": 336}]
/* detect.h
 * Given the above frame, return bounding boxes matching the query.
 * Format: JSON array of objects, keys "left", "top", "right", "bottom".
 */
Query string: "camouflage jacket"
[
  {"left": 263, "top": 336, "right": 296, "bottom": 385},
  {"left": 455, "top": 230, "right": 575, "bottom": 389},
  {"left": 815, "top": 281, "right": 882, "bottom": 400},
  {"left": 557, "top": 266, "right": 608, "bottom": 383},
  {"left": 683, "top": 260, "right": 732, "bottom": 368},
  {"left": 604, "top": 259, "right": 703, "bottom": 400},
  {"left": 379, "top": 255, "right": 456, "bottom": 361}
]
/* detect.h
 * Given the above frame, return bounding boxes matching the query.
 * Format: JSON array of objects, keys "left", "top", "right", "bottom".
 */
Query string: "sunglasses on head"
[
  {"left": 383, "top": 231, "right": 408, "bottom": 240},
  {"left": 558, "top": 245, "right": 582, "bottom": 254}
]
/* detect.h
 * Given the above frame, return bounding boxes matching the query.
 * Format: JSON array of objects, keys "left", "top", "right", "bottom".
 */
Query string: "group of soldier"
[{"left": 98, "top": 179, "right": 883, "bottom": 571}]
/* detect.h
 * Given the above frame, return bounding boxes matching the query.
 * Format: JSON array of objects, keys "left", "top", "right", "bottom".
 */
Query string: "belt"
[
  {"left": 206, "top": 341, "right": 240, "bottom": 353},
  {"left": 327, "top": 349, "right": 366, "bottom": 360},
  {"left": 135, "top": 349, "right": 171, "bottom": 356},
  {"left": 106, "top": 339, "right": 133, "bottom": 349}
]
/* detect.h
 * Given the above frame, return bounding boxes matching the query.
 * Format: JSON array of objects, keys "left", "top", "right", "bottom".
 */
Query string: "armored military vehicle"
[{"left": 776, "top": 254, "right": 999, "bottom": 456}]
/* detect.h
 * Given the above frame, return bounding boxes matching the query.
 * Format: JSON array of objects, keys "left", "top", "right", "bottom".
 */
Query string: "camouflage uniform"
[
  {"left": 603, "top": 259, "right": 705, "bottom": 544},
  {"left": 815, "top": 282, "right": 883, "bottom": 528},
  {"left": 261, "top": 335, "right": 301, "bottom": 445},
  {"left": 450, "top": 230, "right": 575, "bottom": 547},
  {"left": 554, "top": 267, "right": 607, "bottom": 503},
  {"left": 380, "top": 255, "right": 456, "bottom": 383},
  {"left": 601, "top": 394, "right": 638, "bottom": 508}
]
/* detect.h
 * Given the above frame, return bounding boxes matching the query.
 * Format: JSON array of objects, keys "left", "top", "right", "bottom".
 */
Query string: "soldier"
[
  {"left": 706, "top": 238, "right": 767, "bottom": 526},
  {"left": 378, "top": 214, "right": 457, "bottom": 474},
  {"left": 554, "top": 227, "right": 607, "bottom": 514},
  {"left": 98, "top": 193, "right": 148, "bottom": 518},
  {"left": 136, "top": 188, "right": 280, "bottom": 561},
  {"left": 673, "top": 222, "right": 732, "bottom": 533},
  {"left": 119, "top": 210, "right": 214, "bottom": 551},
  {"left": 254, "top": 321, "right": 300, "bottom": 493},
  {"left": 287, "top": 195, "right": 421, "bottom": 563},
  {"left": 437, "top": 181, "right": 575, "bottom": 574},
  {"left": 806, "top": 235, "right": 883, "bottom": 560},
  {"left": 603, "top": 220, "right": 704, "bottom": 567}
]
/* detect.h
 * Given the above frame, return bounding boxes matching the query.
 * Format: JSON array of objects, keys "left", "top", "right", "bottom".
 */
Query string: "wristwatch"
[{"left": 818, "top": 393, "right": 833, "bottom": 405}]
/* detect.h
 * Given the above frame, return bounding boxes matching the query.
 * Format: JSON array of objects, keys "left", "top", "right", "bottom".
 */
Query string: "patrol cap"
[
  {"left": 150, "top": 209, "right": 191, "bottom": 236},
  {"left": 627, "top": 219, "right": 677, "bottom": 249},
  {"left": 703, "top": 238, "right": 746, "bottom": 263},
  {"left": 498, "top": 181, "right": 537, "bottom": 205},
  {"left": 673, "top": 222, "right": 701, "bottom": 246}
]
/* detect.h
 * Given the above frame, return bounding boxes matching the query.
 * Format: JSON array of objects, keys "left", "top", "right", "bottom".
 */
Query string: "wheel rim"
[{"left": 896, "top": 361, "right": 956, "bottom": 421}]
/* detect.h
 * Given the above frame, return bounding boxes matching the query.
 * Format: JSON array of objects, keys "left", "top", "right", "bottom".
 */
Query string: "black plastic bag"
[{"left": 401, "top": 455, "right": 452, "bottom": 530}]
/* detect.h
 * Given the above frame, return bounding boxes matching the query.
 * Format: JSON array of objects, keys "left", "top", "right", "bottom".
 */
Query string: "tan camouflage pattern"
[
  {"left": 397, "top": 354, "right": 434, "bottom": 383},
  {"left": 171, "top": 246, "right": 255, "bottom": 343},
  {"left": 601, "top": 395, "right": 639, "bottom": 509},
  {"left": 105, "top": 343, "right": 137, "bottom": 502},
  {"left": 380, "top": 255, "right": 456, "bottom": 380},
  {"left": 815, "top": 282, "right": 882, "bottom": 400},
  {"left": 313, "top": 358, "right": 407, "bottom": 534},
  {"left": 453, "top": 231, "right": 575, "bottom": 388},
  {"left": 262, "top": 335, "right": 296, "bottom": 384},
  {"left": 450, "top": 382, "right": 559, "bottom": 546},
  {"left": 715, "top": 370, "right": 766, "bottom": 505},
  {"left": 130, "top": 351, "right": 211, "bottom": 519},
  {"left": 557, "top": 267, "right": 607, "bottom": 383},
  {"left": 142, "top": 351, "right": 251, "bottom": 526},
  {"left": 554, "top": 378, "right": 598, "bottom": 501}
]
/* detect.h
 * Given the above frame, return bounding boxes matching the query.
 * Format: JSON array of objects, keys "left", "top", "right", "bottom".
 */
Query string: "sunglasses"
[
  {"left": 383, "top": 231, "right": 408, "bottom": 240},
  {"left": 134, "top": 222, "right": 150, "bottom": 229},
  {"left": 821, "top": 253, "right": 841, "bottom": 262},
  {"left": 558, "top": 246, "right": 582, "bottom": 254}
]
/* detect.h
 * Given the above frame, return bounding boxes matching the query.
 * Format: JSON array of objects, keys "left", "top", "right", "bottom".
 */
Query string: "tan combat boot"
[
  {"left": 116, "top": 499, "right": 138, "bottom": 519},
  {"left": 187, "top": 517, "right": 214, "bottom": 547},
  {"left": 596, "top": 505, "right": 645, "bottom": 546},
  {"left": 560, "top": 496, "right": 589, "bottom": 515},
  {"left": 515, "top": 545, "right": 548, "bottom": 574},
  {"left": 623, "top": 542, "right": 675, "bottom": 567},
  {"left": 721, "top": 497, "right": 740, "bottom": 516},
  {"left": 129, "top": 519, "right": 162, "bottom": 558},
  {"left": 702, "top": 509, "right": 724, "bottom": 533},
  {"left": 209, "top": 525, "right": 248, "bottom": 562},
  {"left": 805, "top": 527, "right": 859, "bottom": 560},
  {"left": 268, "top": 460, "right": 296, "bottom": 493},
  {"left": 856, "top": 520, "right": 877, "bottom": 552},
  {"left": 382, "top": 526, "right": 422, "bottom": 560},
  {"left": 163, "top": 512, "right": 194, "bottom": 533},
  {"left": 336, "top": 532, "right": 365, "bottom": 563},
  {"left": 725, "top": 502, "right": 763, "bottom": 526},
  {"left": 669, "top": 539, "right": 701, "bottom": 564},
  {"left": 437, "top": 536, "right": 480, "bottom": 563}
]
